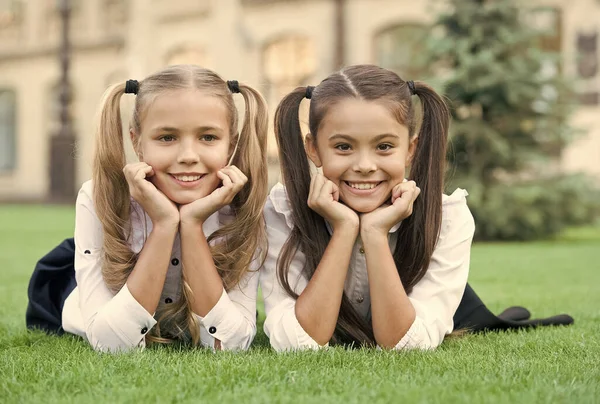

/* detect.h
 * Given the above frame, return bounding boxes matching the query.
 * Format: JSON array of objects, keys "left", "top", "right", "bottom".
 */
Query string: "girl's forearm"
[
  {"left": 179, "top": 221, "right": 224, "bottom": 317},
  {"left": 362, "top": 231, "right": 416, "bottom": 348},
  {"left": 295, "top": 225, "right": 357, "bottom": 345},
  {"left": 127, "top": 223, "right": 178, "bottom": 314}
]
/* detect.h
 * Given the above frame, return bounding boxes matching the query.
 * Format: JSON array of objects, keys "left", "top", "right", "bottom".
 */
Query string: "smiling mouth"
[
  {"left": 344, "top": 181, "right": 383, "bottom": 190},
  {"left": 170, "top": 174, "right": 205, "bottom": 182}
]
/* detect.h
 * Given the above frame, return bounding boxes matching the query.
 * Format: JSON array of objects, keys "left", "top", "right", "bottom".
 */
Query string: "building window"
[
  {"left": 577, "top": 31, "right": 598, "bottom": 106},
  {"left": 374, "top": 24, "right": 428, "bottom": 79},
  {"left": 262, "top": 35, "right": 316, "bottom": 161},
  {"left": 165, "top": 45, "right": 207, "bottom": 67},
  {"left": 0, "top": 89, "right": 17, "bottom": 171},
  {"left": 102, "top": 0, "right": 128, "bottom": 34},
  {"left": 0, "top": 0, "right": 25, "bottom": 42},
  {"left": 42, "top": 0, "right": 84, "bottom": 40},
  {"left": 262, "top": 36, "right": 316, "bottom": 102}
]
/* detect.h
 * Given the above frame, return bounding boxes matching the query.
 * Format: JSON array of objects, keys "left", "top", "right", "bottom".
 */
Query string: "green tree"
[{"left": 425, "top": 0, "right": 599, "bottom": 240}]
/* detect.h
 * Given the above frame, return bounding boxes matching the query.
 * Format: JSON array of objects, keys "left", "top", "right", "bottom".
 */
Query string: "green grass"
[{"left": 1, "top": 205, "right": 599, "bottom": 403}]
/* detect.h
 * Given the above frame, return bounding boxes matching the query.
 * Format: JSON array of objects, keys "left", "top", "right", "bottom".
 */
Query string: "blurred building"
[{"left": 0, "top": 0, "right": 599, "bottom": 200}]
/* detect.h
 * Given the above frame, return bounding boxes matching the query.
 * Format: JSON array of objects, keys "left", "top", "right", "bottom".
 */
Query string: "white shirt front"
[
  {"left": 260, "top": 183, "right": 475, "bottom": 351},
  {"left": 62, "top": 180, "right": 259, "bottom": 353}
]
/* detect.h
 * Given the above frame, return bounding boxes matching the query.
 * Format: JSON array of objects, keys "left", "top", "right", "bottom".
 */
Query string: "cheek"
[
  {"left": 383, "top": 155, "right": 408, "bottom": 178},
  {"left": 139, "top": 147, "right": 168, "bottom": 167},
  {"left": 320, "top": 156, "right": 347, "bottom": 182},
  {"left": 201, "top": 147, "right": 230, "bottom": 169}
]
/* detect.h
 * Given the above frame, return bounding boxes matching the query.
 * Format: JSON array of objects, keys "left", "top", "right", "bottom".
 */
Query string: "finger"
[
  {"left": 123, "top": 162, "right": 145, "bottom": 179},
  {"left": 134, "top": 164, "right": 153, "bottom": 182},
  {"left": 227, "top": 165, "right": 247, "bottom": 181},
  {"left": 217, "top": 170, "right": 233, "bottom": 188},
  {"left": 406, "top": 186, "right": 421, "bottom": 212},
  {"left": 320, "top": 180, "right": 334, "bottom": 200},
  {"left": 393, "top": 186, "right": 419, "bottom": 213},
  {"left": 223, "top": 166, "right": 247, "bottom": 187},
  {"left": 391, "top": 181, "right": 417, "bottom": 203},
  {"left": 331, "top": 182, "right": 340, "bottom": 202}
]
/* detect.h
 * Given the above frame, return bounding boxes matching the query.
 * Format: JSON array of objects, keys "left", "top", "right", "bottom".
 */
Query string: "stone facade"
[{"left": 0, "top": 0, "right": 599, "bottom": 200}]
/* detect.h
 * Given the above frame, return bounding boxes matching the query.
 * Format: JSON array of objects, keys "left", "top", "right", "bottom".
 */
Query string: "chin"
[
  {"left": 165, "top": 190, "right": 210, "bottom": 205},
  {"left": 342, "top": 198, "right": 384, "bottom": 213}
]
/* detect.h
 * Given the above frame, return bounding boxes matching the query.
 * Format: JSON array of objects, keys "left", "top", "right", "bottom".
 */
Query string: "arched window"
[
  {"left": 165, "top": 45, "right": 207, "bottom": 67},
  {"left": 374, "top": 23, "right": 428, "bottom": 79},
  {"left": 0, "top": 89, "right": 17, "bottom": 171},
  {"left": 262, "top": 35, "right": 316, "bottom": 180},
  {"left": 262, "top": 35, "right": 316, "bottom": 103}
]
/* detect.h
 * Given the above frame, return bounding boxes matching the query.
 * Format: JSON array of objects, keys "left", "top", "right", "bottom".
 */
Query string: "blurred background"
[{"left": 0, "top": 0, "right": 599, "bottom": 240}]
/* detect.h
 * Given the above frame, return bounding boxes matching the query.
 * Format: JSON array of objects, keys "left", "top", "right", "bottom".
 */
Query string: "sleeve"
[
  {"left": 74, "top": 182, "right": 156, "bottom": 353},
  {"left": 391, "top": 190, "right": 475, "bottom": 351},
  {"left": 194, "top": 263, "right": 259, "bottom": 351},
  {"left": 260, "top": 198, "right": 328, "bottom": 352}
]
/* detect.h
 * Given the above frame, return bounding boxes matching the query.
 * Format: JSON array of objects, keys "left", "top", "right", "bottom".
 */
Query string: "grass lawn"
[{"left": 1, "top": 205, "right": 599, "bottom": 403}]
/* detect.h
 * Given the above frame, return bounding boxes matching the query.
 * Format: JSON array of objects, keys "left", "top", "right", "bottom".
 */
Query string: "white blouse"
[
  {"left": 62, "top": 180, "right": 259, "bottom": 353},
  {"left": 260, "top": 183, "right": 475, "bottom": 351}
]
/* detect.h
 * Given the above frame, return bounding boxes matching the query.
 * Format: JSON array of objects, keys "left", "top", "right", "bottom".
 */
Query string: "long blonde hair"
[{"left": 91, "top": 65, "right": 268, "bottom": 345}]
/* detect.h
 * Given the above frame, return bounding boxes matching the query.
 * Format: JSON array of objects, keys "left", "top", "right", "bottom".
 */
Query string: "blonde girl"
[{"left": 26, "top": 65, "right": 268, "bottom": 352}]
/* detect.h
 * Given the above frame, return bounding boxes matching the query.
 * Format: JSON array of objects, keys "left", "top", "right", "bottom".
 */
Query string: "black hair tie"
[
  {"left": 407, "top": 80, "right": 416, "bottom": 95},
  {"left": 227, "top": 80, "right": 240, "bottom": 94},
  {"left": 305, "top": 86, "right": 315, "bottom": 99},
  {"left": 125, "top": 79, "right": 139, "bottom": 95}
]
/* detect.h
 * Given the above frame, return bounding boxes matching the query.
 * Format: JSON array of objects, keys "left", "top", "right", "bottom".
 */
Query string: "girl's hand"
[
  {"left": 179, "top": 166, "right": 247, "bottom": 225},
  {"left": 308, "top": 173, "right": 359, "bottom": 233},
  {"left": 360, "top": 180, "right": 420, "bottom": 237},
  {"left": 123, "top": 162, "right": 179, "bottom": 227}
]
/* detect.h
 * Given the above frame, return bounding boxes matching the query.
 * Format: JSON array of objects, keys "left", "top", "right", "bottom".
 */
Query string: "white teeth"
[
  {"left": 173, "top": 175, "right": 202, "bottom": 182},
  {"left": 347, "top": 182, "right": 379, "bottom": 190}
]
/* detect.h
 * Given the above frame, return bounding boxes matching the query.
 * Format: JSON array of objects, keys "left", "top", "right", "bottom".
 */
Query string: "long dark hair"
[{"left": 273, "top": 64, "right": 450, "bottom": 346}]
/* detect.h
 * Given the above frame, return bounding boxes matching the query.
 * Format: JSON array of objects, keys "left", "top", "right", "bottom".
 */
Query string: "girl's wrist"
[
  {"left": 151, "top": 219, "right": 179, "bottom": 234},
  {"left": 360, "top": 225, "right": 388, "bottom": 242},
  {"left": 332, "top": 217, "right": 360, "bottom": 235},
  {"left": 180, "top": 217, "right": 205, "bottom": 229}
]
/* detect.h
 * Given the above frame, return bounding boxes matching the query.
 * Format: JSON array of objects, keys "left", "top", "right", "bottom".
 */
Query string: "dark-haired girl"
[{"left": 260, "top": 64, "right": 573, "bottom": 351}]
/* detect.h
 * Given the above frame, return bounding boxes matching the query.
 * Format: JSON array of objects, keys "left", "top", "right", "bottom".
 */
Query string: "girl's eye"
[
  {"left": 159, "top": 135, "right": 176, "bottom": 142},
  {"left": 377, "top": 143, "right": 393, "bottom": 151},
  {"left": 335, "top": 143, "right": 352, "bottom": 151},
  {"left": 201, "top": 134, "right": 217, "bottom": 142}
]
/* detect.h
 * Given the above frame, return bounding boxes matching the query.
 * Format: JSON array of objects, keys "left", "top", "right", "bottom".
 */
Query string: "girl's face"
[
  {"left": 134, "top": 89, "right": 232, "bottom": 205},
  {"left": 305, "top": 98, "right": 417, "bottom": 213}
]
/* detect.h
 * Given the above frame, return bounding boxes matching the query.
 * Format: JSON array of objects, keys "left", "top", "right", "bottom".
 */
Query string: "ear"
[
  {"left": 407, "top": 136, "right": 418, "bottom": 166},
  {"left": 304, "top": 133, "right": 322, "bottom": 167},
  {"left": 130, "top": 129, "right": 141, "bottom": 159}
]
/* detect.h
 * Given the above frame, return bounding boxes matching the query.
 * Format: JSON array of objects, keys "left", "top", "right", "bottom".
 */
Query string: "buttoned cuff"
[
  {"left": 90, "top": 284, "right": 157, "bottom": 351},
  {"left": 195, "top": 288, "right": 253, "bottom": 350}
]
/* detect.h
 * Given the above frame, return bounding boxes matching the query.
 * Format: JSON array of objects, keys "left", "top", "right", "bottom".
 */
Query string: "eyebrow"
[
  {"left": 328, "top": 133, "right": 400, "bottom": 142},
  {"left": 152, "top": 125, "right": 223, "bottom": 133}
]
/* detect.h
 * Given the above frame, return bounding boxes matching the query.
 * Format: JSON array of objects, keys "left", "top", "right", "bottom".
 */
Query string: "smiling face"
[
  {"left": 305, "top": 98, "right": 417, "bottom": 213},
  {"left": 133, "top": 89, "right": 232, "bottom": 205}
]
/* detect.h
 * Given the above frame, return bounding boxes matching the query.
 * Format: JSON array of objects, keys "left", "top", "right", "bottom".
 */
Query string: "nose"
[
  {"left": 177, "top": 138, "right": 200, "bottom": 165},
  {"left": 353, "top": 151, "right": 377, "bottom": 174}
]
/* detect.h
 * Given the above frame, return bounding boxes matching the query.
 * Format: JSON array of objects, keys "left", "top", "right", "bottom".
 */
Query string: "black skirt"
[
  {"left": 26, "top": 238, "right": 77, "bottom": 335},
  {"left": 26, "top": 238, "right": 574, "bottom": 335}
]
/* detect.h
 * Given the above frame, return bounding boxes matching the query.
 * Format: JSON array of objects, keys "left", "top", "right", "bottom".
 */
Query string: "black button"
[
  {"left": 141, "top": 327, "right": 148, "bottom": 334},
  {"left": 171, "top": 258, "right": 179, "bottom": 266},
  {"left": 84, "top": 250, "right": 91, "bottom": 254},
  {"left": 165, "top": 297, "right": 173, "bottom": 304},
  {"left": 208, "top": 326, "right": 216, "bottom": 334}
]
